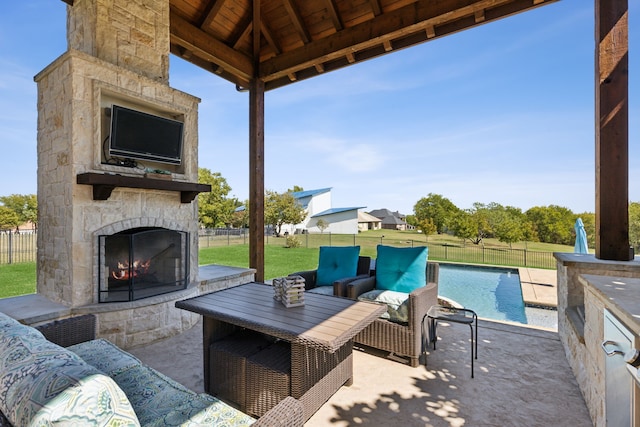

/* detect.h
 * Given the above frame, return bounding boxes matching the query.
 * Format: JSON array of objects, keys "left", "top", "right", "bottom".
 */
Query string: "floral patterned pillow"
[{"left": 0, "top": 312, "right": 139, "bottom": 426}]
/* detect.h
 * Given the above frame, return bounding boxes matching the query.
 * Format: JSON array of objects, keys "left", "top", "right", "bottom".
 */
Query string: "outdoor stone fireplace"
[
  {"left": 99, "top": 227, "right": 189, "bottom": 303},
  {"left": 31, "top": 0, "right": 213, "bottom": 348}
]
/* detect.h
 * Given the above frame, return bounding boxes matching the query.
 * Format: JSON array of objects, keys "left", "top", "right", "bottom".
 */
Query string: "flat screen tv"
[{"left": 108, "top": 104, "right": 184, "bottom": 165}]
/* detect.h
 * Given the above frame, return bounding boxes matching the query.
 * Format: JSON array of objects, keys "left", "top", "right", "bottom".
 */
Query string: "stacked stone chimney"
[{"left": 34, "top": 0, "right": 201, "bottom": 347}]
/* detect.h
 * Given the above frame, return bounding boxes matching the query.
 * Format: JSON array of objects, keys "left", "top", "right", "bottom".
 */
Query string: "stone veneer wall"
[
  {"left": 66, "top": 0, "right": 169, "bottom": 83},
  {"left": 555, "top": 254, "right": 640, "bottom": 426},
  {"left": 35, "top": 48, "right": 200, "bottom": 308}
]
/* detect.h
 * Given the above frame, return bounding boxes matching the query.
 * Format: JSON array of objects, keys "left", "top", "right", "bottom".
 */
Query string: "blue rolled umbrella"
[{"left": 574, "top": 218, "right": 589, "bottom": 254}]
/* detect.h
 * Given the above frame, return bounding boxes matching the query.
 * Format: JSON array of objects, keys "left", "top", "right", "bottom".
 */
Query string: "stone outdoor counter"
[{"left": 555, "top": 253, "right": 640, "bottom": 426}]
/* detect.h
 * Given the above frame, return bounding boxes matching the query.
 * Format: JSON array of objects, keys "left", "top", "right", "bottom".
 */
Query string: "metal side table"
[{"left": 424, "top": 305, "right": 478, "bottom": 378}]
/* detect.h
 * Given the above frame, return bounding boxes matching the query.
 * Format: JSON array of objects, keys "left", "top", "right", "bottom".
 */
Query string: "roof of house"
[
  {"left": 311, "top": 207, "right": 365, "bottom": 218},
  {"left": 368, "top": 208, "right": 404, "bottom": 219},
  {"left": 358, "top": 211, "right": 382, "bottom": 223},
  {"left": 290, "top": 188, "right": 332, "bottom": 199},
  {"left": 381, "top": 215, "right": 406, "bottom": 225}
]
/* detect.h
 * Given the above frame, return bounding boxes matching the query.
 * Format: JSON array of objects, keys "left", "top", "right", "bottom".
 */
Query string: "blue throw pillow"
[
  {"left": 316, "top": 246, "right": 360, "bottom": 286},
  {"left": 375, "top": 245, "right": 427, "bottom": 293}
]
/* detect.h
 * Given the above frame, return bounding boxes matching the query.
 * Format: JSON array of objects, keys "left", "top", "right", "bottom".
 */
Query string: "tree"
[
  {"left": 316, "top": 218, "right": 329, "bottom": 233},
  {"left": 288, "top": 186, "right": 304, "bottom": 193},
  {"left": 629, "top": 203, "right": 640, "bottom": 251},
  {"left": 417, "top": 217, "right": 437, "bottom": 237},
  {"left": 450, "top": 207, "right": 491, "bottom": 245},
  {"left": 264, "top": 190, "right": 306, "bottom": 237},
  {"left": 0, "top": 206, "right": 20, "bottom": 231},
  {"left": 0, "top": 194, "right": 37, "bottom": 230},
  {"left": 413, "top": 193, "right": 459, "bottom": 234},
  {"left": 230, "top": 200, "right": 249, "bottom": 228},
  {"left": 197, "top": 168, "right": 235, "bottom": 228},
  {"left": 525, "top": 205, "right": 576, "bottom": 245}
]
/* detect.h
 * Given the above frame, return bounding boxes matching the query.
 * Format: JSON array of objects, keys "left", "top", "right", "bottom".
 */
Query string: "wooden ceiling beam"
[
  {"left": 198, "top": 0, "right": 224, "bottom": 30},
  {"left": 170, "top": 10, "right": 253, "bottom": 82},
  {"left": 283, "top": 0, "right": 311, "bottom": 44},
  {"left": 323, "top": 0, "right": 344, "bottom": 31},
  {"left": 369, "top": 0, "right": 383, "bottom": 17},
  {"left": 170, "top": 44, "right": 250, "bottom": 87},
  {"left": 260, "top": 0, "right": 557, "bottom": 82},
  {"left": 261, "top": 21, "right": 282, "bottom": 55},
  {"left": 233, "top": 21, "right": 253, "bottom": 49}
]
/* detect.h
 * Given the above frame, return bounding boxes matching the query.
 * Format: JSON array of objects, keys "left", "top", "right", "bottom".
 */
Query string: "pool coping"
[{"left": 518, "top": 267, "right": 557, "bottom": 308}]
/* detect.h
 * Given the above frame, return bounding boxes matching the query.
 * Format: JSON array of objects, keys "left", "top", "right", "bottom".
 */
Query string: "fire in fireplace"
[{"left": 98, "top": 227, "right": 189, "bottom": 302}]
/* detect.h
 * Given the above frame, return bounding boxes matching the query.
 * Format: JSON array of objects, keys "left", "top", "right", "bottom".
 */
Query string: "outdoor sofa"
[
  {"left": 0, "top": 312, "right": 303, "bottom": 426},
  {"left": 346, "top": 246, "right": 440, "bottom": 367}
]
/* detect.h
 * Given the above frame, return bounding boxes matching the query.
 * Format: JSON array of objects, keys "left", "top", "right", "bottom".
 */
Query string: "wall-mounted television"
[{"left": 108, "top": 104, "right": 184, "bottom": 165}]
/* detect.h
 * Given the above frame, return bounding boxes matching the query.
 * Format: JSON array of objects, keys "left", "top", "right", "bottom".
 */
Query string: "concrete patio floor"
[{"left": 129, "top": 316, "right": 592, "bottom": 426}]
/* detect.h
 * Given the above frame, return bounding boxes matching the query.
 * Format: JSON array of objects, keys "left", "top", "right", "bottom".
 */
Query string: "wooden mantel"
[{"left": 76, "top": 172, "right": 211, "bottom": 203}]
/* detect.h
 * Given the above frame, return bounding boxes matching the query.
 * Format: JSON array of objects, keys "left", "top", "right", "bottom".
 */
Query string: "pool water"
[{"left": 438, "top": 264, "right": 557, "bottom": 329}]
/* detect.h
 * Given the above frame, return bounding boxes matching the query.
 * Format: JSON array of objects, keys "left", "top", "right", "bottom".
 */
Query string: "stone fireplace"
[
  {"left": 99, "top": 227, "right": 189, "bottom": 303},
  {"left": 32, "top": 0, "right": 213, "bottom": 348}
]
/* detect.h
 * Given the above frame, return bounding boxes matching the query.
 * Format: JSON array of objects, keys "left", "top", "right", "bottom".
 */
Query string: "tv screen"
[{"left": 108, "top": 104, "right": 184, "bottom": 165}]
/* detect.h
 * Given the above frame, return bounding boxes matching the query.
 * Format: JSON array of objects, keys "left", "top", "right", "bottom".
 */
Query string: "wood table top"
[{"left": 176, "top": 282, "right": 386, "bottom": 353}]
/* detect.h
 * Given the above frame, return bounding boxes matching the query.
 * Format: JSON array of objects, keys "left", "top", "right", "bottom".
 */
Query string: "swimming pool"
[{"left": 437, "top": 263, "right": 557, "bottom": 329}]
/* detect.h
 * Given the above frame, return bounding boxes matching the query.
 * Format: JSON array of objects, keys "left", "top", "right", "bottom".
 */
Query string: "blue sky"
[{"left": 1, "top": 0, "right": 638, "bottom": 216}]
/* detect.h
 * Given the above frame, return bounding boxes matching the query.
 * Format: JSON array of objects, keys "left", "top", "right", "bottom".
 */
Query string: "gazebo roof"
[{"left": 167, "top": 0, "right": 558, "bottom": 91}]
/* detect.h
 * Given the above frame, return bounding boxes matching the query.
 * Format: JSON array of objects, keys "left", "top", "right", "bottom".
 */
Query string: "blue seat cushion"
[
  {"left": 375, "top": 245, "right": 427, "bottom": 293},
  {"left": 316, "top": 246, "right": 360, "bottom": 286}
]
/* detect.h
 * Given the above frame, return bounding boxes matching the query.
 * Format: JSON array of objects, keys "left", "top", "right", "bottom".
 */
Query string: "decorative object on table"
[{"left": 272, "top": 275, "right": 305, "bottom": 307}]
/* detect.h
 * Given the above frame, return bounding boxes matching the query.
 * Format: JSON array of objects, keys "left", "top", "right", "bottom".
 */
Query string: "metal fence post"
[{"left": 8, "top": 233, "right": 12, "bottom": 265}]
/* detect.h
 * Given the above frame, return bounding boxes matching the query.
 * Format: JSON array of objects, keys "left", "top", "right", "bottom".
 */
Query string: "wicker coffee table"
[{"left": 176, "top": 282, "right": 385, "bottom": 421}]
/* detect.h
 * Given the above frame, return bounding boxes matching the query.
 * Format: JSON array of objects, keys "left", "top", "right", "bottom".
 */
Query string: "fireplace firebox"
[{"left": 99, "top": 227, "right": 189, "bottom": 302}]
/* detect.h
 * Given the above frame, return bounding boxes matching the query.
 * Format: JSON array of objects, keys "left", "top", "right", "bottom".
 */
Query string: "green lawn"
[
  {"left": 0, "top": 230, "right": 573, "bottom": 299},
  {"left": 0, "top": 262, "right": 36, "bottom": 298}
]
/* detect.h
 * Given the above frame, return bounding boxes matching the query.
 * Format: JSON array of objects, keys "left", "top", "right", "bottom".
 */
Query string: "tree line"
[
  {"left": 6, "top": 172, "right": 640, "bottom": 252},
  {"left": 408, "top": 193, "right": 597, "bottom": 248}
]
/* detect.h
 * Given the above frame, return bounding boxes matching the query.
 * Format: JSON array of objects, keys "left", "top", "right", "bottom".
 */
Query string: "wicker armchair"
[
  {"left": 291, "top": 255, "right": 372, "bottom": 297},
  {"left": 346, "top": 261, "right": 439, "bottom": 367}
]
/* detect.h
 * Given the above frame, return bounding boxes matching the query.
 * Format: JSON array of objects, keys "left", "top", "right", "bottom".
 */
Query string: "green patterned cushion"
[
  {"left": 69, "top": 338, "right": 142, "bottom": 376},
  {"left": 316, "top": 246, "right": 360, "bottom": 286},
  {"left": 0, "top": 312, "right": 139, "bottom": 426},
  {"left": 357, "top": 289, "right": 410, "bottom": 324},
  {"left": 375, "top": 245, "right": 427, "bottom": 293},
  {"left": 111, "top": 364, "right": 256, "bottom": 426}
]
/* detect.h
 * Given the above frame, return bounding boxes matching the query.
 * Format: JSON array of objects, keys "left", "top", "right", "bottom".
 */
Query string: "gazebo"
[
  {"left": 46, "top": 1, "right": 632, "bottom": 424},
  {"left": 163, "top": 0, "right": 631, "bottom": 280}
]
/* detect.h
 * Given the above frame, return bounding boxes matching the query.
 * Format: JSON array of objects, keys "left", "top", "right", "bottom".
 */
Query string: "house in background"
[
  {"left": 358, "top": 211, "right": 382, "bottom": 232},
  {"left": 368, "top": 209, "right": 412, "bottom": 231},
  {"left": 280, "top": 188, "right": 364, "bottom": 235}
]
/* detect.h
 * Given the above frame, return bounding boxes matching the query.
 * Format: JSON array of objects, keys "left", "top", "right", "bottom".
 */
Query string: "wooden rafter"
[
  {"left": 261, "top": 21, "right": 282, "bottom": 55},
  {"left": 259, "top": 0, "right": 519, "bottom": 83},
  {"left": 283, "top": 0, "right": 311, "bottom": 44},
  {"left": 198, "top": 0, "right": 224, "bottom": 30},
  {"left": 323, "top": 0, "right": 344, "bottom": 31},
  {"left": 369, "top": 0, "right": 383, "bottom": 17},
  {"left": 170, "top": 10, "right": 253, "bottom": 82}
]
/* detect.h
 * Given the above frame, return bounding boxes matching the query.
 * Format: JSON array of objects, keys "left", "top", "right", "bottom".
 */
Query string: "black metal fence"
[
  {"left": 0, "top": 229, "right": 557, "bottom": 270},
  {"left": 197, "top": 228, "right": 557, "bottom": 270}
]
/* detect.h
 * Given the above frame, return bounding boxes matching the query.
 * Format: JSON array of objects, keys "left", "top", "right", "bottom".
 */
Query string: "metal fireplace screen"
[{"left": 99, "top": 227, "right": 189, "bottom": 302}]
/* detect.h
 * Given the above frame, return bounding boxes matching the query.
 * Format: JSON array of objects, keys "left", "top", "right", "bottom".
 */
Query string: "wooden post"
[
  {"left": 249, "top": 0, "right": 265, "bottom": 280},
  {"left": 595, "top": 0, "right": 630, "bottom": 260}
]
